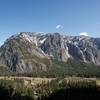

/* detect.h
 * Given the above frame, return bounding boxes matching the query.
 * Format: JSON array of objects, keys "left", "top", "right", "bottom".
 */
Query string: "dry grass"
[
  {"left": 0, "top": 76, "right": 98, "bottom": 87},
  {"left": 0, "top": 76, "right": 55, "bottom": 86},
  {"left": 96, "top": 79, "right": 100, "bottom": 86}
]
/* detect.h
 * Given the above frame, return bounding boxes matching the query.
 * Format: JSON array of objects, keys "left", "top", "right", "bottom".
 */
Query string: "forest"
[{"left": 0, "top": 77, "right": 100, "bottom": 100}]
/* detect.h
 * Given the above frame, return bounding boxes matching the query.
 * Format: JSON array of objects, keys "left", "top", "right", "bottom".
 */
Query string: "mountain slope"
[
  {"left": 0, "top": 32, "right": 100, "bottom": 76},
  {"left": 64, "top": 36, "right": 100, "bottom": 65},
  {"left": 0, "top": 32, "right": 50, "bottom": 73}
]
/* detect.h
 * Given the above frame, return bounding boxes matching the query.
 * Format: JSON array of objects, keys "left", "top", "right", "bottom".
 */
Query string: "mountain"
[{"left": 0, "top": 32, "right": 100, "bottom": 76}]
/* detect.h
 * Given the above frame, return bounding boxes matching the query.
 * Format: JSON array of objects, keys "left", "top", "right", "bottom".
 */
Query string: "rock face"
[
  {"left": 0, "top": 32, "right": 100, "bottom": 73},
  {"left": 41, "top": 33, "right": 69, "bottom": 62},
  {"left": 64, "top": 36, "right": 100, "bottom": 65},
  {"left": 0, "top": 32, "right": 49, "bottom": 73}
]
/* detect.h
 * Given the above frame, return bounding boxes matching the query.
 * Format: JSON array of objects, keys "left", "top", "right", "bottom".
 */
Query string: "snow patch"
[
  {"left": 83, "top": 48, "right": 87, "bottom": 52},
  {"left": 39, "top": 38, "right": 47, "bottom": 44}
]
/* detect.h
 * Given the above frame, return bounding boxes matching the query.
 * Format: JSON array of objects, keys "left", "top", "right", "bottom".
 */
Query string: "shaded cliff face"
[
  {"left": 0, "top": 32, "right": 100, "bottom": 73},
  {"left": 63, "top": 36, "right": 100, "bottom": 65}
]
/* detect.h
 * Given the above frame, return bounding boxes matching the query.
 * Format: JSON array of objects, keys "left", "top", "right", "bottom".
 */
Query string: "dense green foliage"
[
  {"left": 0, "top": 79, "right": 34, "bottom": 100},
  {"left": 0, "top": 78, "right": 99, "bottom": 100}
]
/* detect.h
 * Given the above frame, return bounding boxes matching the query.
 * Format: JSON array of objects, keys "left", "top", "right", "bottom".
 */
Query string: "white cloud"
[
  {"left": 79, "top": 32, "right": 89, "bottom": 36},
  {"left": 56, "top": 24, "right": 62, "bottom": 29}
]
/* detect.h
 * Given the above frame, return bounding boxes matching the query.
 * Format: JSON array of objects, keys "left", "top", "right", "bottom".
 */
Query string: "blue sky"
[{"left": 0, "top": 0, "right": 100, "bottom": 46}]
